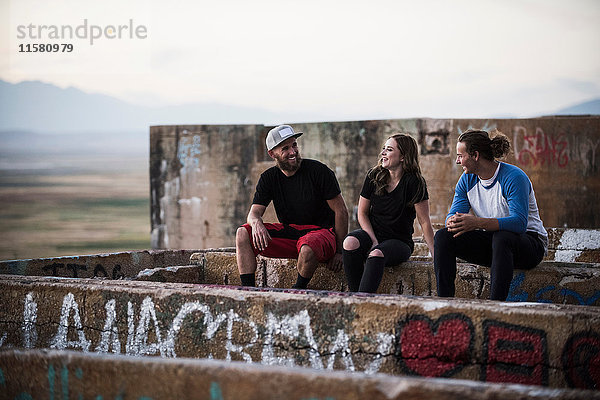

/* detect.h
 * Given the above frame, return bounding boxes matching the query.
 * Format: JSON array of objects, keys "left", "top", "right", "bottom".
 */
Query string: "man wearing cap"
[{"left": 236, "top": 124, "right": 349, "bottom": 289}]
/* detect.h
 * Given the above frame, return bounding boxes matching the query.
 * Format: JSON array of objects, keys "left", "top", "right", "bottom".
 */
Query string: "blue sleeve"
[
  {"left": 498, "top": 169, "right": 530, "bottom": 233},
  {"left": 446, "top": 174, "right": 472, "bottom": 225}
]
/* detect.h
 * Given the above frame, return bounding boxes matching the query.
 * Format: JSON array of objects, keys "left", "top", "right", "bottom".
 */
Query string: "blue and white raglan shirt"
[{"left": 446, "top": 162, "right": 548, "bottom": 253}]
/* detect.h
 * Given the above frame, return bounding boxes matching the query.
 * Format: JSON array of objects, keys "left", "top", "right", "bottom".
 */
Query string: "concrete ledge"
[
  {"left": 135, "top": 265, "right": 203, "bottom": 283},
  {"left": 190, "top": 252, "right": 600, "bottom": 306},
  {"left": 0, "top": 249, "right": 204, "bottom": 279},
  {"left": 1, "top": 350, "right": 597, "bottom": 400},
  {"left": 546, "top": 228, "right": 600, "bottom": 263},
  {"left": 1, "top": 275, "right": 598, "bottom": 389}
]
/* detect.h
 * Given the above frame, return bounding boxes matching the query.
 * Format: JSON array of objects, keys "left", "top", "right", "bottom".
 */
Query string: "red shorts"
[{"left": 242, "top": 223, "right": 337, "bottom": 263}]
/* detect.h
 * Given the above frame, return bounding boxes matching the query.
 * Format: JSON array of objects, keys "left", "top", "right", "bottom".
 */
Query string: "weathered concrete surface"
[
  {"left": 2, "top": 350, "right": 598, "bottom": 400},
  {"left": 135, "top": 265, "right": 203, "bottom": 283},
  {"left": 0, "top": 249, "right": 202, "bottom": 279},
  {"left": 547, "top": 228, "right": 600, "bottom": 263},
  {"left": 150, "top": 117, "right": 600, "bottom": 249},
  {"left": 1, "top": 275, "right": 598, "bottom": 389},
  {"left": 188, "top": 252, "right": 600, "bottom": 306}
]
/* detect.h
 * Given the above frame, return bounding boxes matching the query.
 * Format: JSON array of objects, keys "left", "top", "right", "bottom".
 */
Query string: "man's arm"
[
  {"left": 247, "top": 204, "right": 270, "bottom": 252},
  {"left": 326, "top": 194, "right": 348, "bottom": 272},
  {"left": 446, "top": 212, "right": 500, "bottom": 237}
]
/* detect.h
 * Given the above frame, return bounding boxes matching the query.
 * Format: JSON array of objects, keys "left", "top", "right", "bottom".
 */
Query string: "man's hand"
[
  {"left": 446, "top": 212, "right": 481, "bottom": 237},
  {"left": 326, "top": 252, "right": 343, "bottom": 272},
  {"left": 251, "top": 219, "right": 271, "bottom": 252}
]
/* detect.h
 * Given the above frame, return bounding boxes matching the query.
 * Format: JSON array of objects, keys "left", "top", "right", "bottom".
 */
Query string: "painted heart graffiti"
[{"left": 396, "top": 313, "right": 474, "bottom": 377}]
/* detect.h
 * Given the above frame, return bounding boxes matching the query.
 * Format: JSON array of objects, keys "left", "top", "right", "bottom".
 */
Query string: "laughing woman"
[{"left": 342, "top": 133, "right": 434, "bottom": 293}]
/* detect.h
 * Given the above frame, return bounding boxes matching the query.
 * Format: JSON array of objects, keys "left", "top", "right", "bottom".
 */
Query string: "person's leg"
[
  {"left": 490, "top": 231, "right": 545, "bottom": 301},
  {"left": 433, "top": 228, "right": 458, "bottom": 297},
  {"left": 342, "top": 230, "right": 371, "bottom": 292},
  {"left": 236, "top": 226, "right": 257, "bottom": 286},
  {"left": 293, "top": 245, "right": 318, "bottom": 289},
  {"left": 358, "top": 239, "right": 411, "bottom": 293},
  {"left": 434, "top": 228, "right": 494, "bottom": 297},
  {"left": 293, "top": 227, "right": 338, "bottom": 289},
  {"left": 237, "top": 223, "right": 300, "bottom": 287}
]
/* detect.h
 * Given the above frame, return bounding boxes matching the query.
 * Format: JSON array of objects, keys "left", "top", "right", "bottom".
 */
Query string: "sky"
[{"left": 1, "top": 0, "right": 599, "bottom": 121}]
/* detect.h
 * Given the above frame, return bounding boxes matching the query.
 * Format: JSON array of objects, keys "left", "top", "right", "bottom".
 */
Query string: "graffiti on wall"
[
  {"left": 512, "top": 125, "right": 600, "bottom": 174},
  {"left": 513, "top": 126, "right": 569, "bottom": 168},
  {"left": 40, "top": 262, "right": 125, "bottom": 279},
  {"left": 0, "top": 364, "right": 266, "bottom": 400},
  {"left": 507, "top": 272, "right": 600, "bottom": 306},
  {"left": 396, "top": 313, "right": 474, "bottom": 378},
  {"left": 2, "top": 291, "right": 599, "bottom": 389}
]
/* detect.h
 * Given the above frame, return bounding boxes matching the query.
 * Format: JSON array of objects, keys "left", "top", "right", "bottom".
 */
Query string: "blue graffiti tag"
[
  {"left": 506, "top": 271, "right": 600, "bottom": 305},
  {"left": 506, "top": 273, "right": 528, "bottom": 302},
  {"left": 210, "top": 382, "right": 224, "bottom": 400},
  {"left": 561, "top": 289, "right": 600, "bottom": 306}
]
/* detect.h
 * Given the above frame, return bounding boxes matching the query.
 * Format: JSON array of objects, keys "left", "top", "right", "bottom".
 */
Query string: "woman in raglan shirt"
[
  {"left": 342, "top": 133, "right": 435, "bottom": 293},
  {"left": 434, "top": 129, "right": 548, "bottom": 301}
]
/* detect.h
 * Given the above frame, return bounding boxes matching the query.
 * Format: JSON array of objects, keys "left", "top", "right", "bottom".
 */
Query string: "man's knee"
[
  {"left": 299, "top": 244, "right": 316, "bottom": 259},
  {"left": 236, "top": 226, "right": 250, "bottom": 247},
  {"left": 343, "top": 235, "right": 360, "bottom": 251},
  {"left": 368, "top": 248, "right": 384, "bottom": 258},
  {"left": 434, "top": 227, "right": 452, "bottom": 245}
]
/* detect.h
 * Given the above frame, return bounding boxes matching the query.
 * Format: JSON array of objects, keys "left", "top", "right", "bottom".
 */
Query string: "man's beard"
[{"left": 275, "top": 153, "right": 302, "bottom": 173}]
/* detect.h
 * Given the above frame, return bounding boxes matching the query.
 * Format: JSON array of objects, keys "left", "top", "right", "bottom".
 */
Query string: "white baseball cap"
[{"left": 266, "top": 125, "right": 303, "bottom": 151}]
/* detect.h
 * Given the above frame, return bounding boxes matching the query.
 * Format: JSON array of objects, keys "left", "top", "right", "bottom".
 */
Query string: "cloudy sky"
[{"left": 1, "top": 0, "right": 599, "bottom": 120}]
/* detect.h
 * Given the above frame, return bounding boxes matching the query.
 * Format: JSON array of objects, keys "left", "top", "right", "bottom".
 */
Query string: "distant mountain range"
[
  {"left": 0, "top": 79, "right": 317, "bottom": 134},
  {"left": 554, "top": 98, "right": 600, "bottom": 115},
  {"left": 0, "top": 79, "right": 598, "bottom": 136}
]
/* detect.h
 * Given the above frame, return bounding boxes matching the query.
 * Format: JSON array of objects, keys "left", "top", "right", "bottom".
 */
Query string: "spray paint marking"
[{"left": 482, "top": 320, "right": 548, "bottom": 386}]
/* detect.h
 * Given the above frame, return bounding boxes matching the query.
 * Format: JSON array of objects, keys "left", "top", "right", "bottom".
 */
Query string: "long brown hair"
[{"left": 367, "top": 133, "right": 427, "bottom": 206}]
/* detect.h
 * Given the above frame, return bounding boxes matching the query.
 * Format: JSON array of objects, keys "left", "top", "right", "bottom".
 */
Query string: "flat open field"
[{"left": 0, "top": 152, "right": 150, "bottom": 260}]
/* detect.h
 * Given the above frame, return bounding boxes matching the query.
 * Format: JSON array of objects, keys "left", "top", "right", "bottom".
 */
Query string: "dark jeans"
[
  {"left": 434, "top": 228, "right": 545, "bottom": 301},
  {"left": 343, "top": 229, "right": 412, "bottom": 293}
]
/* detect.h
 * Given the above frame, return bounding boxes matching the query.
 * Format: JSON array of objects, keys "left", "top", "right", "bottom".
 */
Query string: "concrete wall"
[
  {"left": 2, "top": 350, "right": 596, "bottom": 399},
  {"left": 1, "top": 275, "right": 598, "bottom": 390},
  {"left": 150, "top": 117, "right": 600, "bottom": 249}
]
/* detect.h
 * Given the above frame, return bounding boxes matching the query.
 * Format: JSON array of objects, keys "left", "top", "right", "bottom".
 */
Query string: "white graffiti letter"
[
  {"left": 95, "top": 299, "right": 121, "bottom": 354},
  {"left": 262, "top": 310, "right": 322, "bottom": 369},
  {"left": 364, "top": 333, "right": 395, "bottom": 375},
  {"left": 126, "top": 301, "right": 136, "bottom": 354},
  {"left": 23, "top": 292, "right": 38, "bottom": 348},
  {"left": 326, "top": 329, "right": 354, "bottom": 371},
  {"left": 226, "top": 309, "right": 258, "bottom": 363},
  {"left": 50, "top": 293, "right": 91, "bottom": 352},
  {"left": 127, "top": 297, "right": 166, "bottom": 356},
  {"left": 164, "top": 301, "right": 227, "bottom": 358}
]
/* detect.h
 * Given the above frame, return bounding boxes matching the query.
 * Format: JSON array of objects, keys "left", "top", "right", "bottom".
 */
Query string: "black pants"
[
  {"left": 434, "top": 228, "right": 545, "bottom": 301},
  {"left": 343, "top": 229, "right": 412, "bottom": 293}
]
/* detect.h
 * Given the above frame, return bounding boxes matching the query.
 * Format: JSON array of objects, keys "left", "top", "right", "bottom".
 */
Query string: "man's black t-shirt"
[
  {"left": 252, "top": 159, "right": 341, "bottom": 228},
  {"left": 360, "top": 172, "right": 428, "bottom": 249}
]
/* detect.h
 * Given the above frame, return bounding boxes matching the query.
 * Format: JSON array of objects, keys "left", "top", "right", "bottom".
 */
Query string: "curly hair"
[
  {"left": 458, "top": 129, "right": 510, "bottom": 160},
  {"left": 367, "top": 133, "right": 427, "bottom": 206}
]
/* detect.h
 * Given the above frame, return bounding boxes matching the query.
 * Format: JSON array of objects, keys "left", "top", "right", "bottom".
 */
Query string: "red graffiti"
[
  {"left": 562, "top": 331, "right": 600, "bottom": 389},
  {"left": 483, "top": 320, "right": 548, "bottom": 386},
  {"left": 516, "top": 127, "right": 569, "bottom": 168},
  {"left": 397, "top": 314, "right": 474, "bottom": 377}
]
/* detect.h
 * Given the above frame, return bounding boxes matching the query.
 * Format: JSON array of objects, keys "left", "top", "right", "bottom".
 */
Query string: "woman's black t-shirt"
[{"left": 360, "top": 172, "right": 428, "bottom": 249}]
